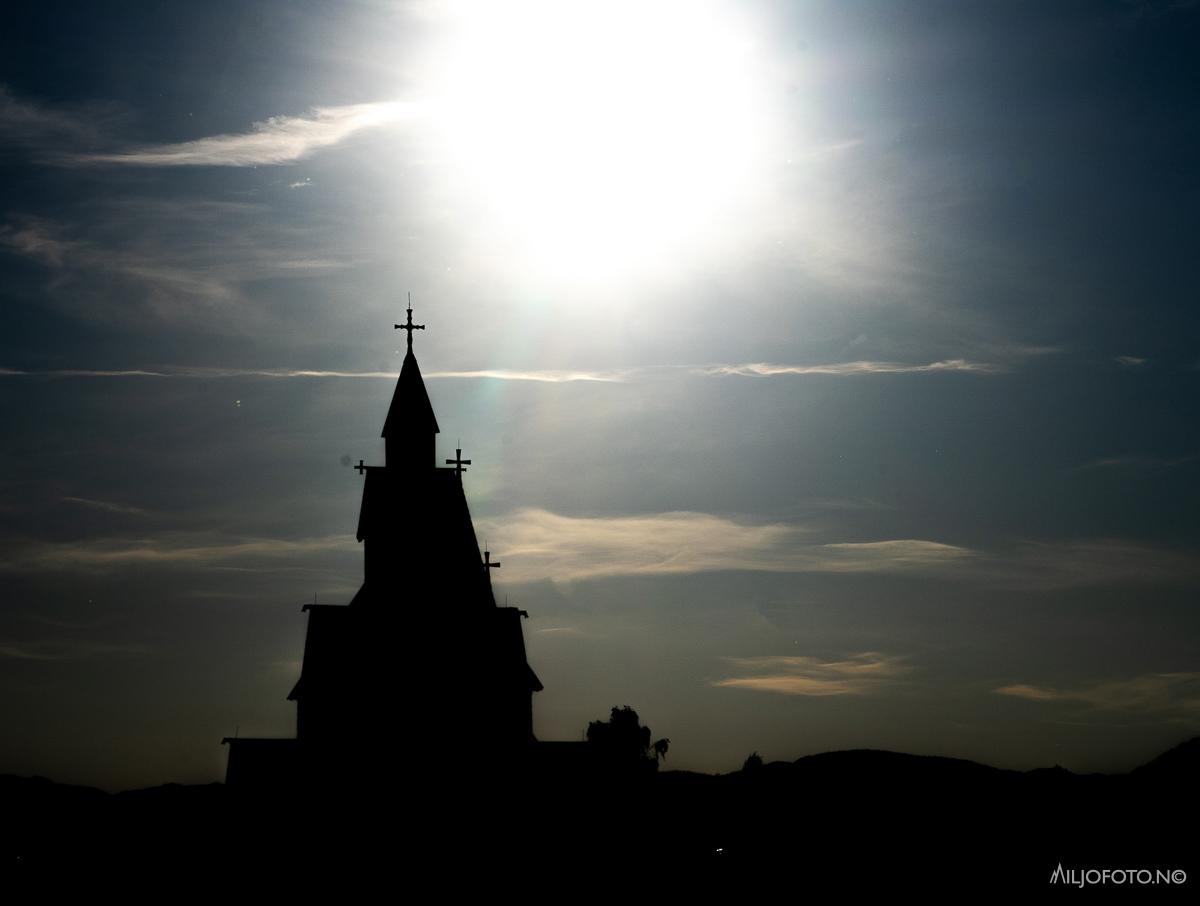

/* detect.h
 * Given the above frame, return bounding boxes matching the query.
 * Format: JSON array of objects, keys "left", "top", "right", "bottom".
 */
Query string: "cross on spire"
[
  {"left": 484, "top": 549, "right": 501, "bottom": 572},
  {"left": 446, "top": 445, "right": 472, "bottom": 477},
  {"left": 394, "top": 293, "right": 425, "bottom": 352},
  {"left": 354, "top": 459, "right": 368, "bottom": 475}
]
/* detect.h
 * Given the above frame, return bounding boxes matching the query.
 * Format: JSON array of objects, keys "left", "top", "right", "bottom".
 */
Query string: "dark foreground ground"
[{"left": 4, "top": 738, "right": 1196, "bottom": 893}]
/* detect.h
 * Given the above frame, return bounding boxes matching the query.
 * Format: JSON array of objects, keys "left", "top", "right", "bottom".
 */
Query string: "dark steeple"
[
  {"left": 224, "top": 303, "right": 544, "bottom": 793},
  {"left": 382, "top": 302, "right": 439, "bottom": 470}
]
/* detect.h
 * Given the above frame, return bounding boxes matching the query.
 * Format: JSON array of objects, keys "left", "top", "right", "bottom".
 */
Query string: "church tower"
[{"left": 225, "top": 305, "right": 542, "bottom": 787}]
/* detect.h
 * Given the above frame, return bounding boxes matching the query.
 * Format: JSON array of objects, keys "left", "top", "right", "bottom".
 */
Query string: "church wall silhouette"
[{"left": 222, "top": 306, "right": 549, "bottom": 788}]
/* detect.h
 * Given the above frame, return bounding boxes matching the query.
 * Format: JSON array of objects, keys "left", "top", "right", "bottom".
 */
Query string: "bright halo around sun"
[{"left": 421, "top": 0, "right": 778, "bottom": 284}]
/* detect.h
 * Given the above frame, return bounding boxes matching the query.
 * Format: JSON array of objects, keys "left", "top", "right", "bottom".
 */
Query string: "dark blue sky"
[{"left": 1, "top": 0, "right": 1198, "bottom": 789}]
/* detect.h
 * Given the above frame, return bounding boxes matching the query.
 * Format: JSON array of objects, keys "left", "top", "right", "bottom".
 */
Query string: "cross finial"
[
  {"left": 484, "top": 548, "right": 501, "bottom": 571},
  {"left": 354, "top": 459, "right": 368, "bottom": 475},
  {"left": 445, "top": 445, "right": 472, "bottom": 478},
  {"left": 394, "top": 293, "right": 425, "bottom": 352}
]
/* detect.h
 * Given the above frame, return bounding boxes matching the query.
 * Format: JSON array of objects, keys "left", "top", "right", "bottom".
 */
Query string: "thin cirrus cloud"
[
  {"left": 0, "top": 208, "right": 350, "bottom": 281},
  {"left": 0, "top": 510, "right": 969, "bottom": 584},
  {"left": 712, "top": 651, "right": 911, "bottom": 696},
  {"left": 0, "top": 216, "right": 351, "bottom": 328},
  {"left": 993, "top": 539, "right": 1200, "bottom": 590},
  {"left": 0, "top": 83, "right": 116, "bottom": 148},
  {"left": 700, "top": 359, "right": 1006, "bottom": 377},
  {"left": 0, "top": 533, "right": 359, "bottom": 573},
  {"left": 60, "top": 496, "right": 148, "bottom": 516},
  {"left": 2, "top": 362, "right": 1001, "bottom": 383},
  {"left": 4, "top": 509, "right": 1194, "bottom": 592},
  {"left": 425, "top": 369, "right": 630, "bottom": 383},
  {"left": 0, "top": 643, "right": 152, "bottom": 662},
  {"left": 0, "top": 640, "right": 151, "bottom": 661},
  {"left": 64, "top": 101, "right": 411, "bottom": 167},
  {"left": 1, "top": 86, "right": 406, "bottom": 167},
  {"left": 0, "top": 367, "right": 620, "bottom": 381},
  {"left": 995, "top": 673, "right": 1200, "bottom": 716},
  {"left": 473, "top": 508, "right": 971, "bottom": 584},
  {"left": 0, "top": 367, "right": 178, "bottom": 378},
  {"left": 475, "top": 511, "right": 1198, "bottom": 588}
]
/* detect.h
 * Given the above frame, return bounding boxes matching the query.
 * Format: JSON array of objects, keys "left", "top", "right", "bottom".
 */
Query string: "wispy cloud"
[
  {"left": 0, "top": 640, "right": 151, "bottom": 661},
  {"left": 999, "top": 344, "right": 1063, "bottom": 358},
  {"left": 802, "top": 497, "right": 893, "bottom": 512},
  {"left": 813, "top": 540, "right": 973, "bottom": 573},
  {"left": 993, "top": 539, "right": 1200, "bottom": 590},
  {"left": 474, "top": 508, "right": 970, "bottom": 584},
  {"left": 60, "top": 496, "right": 148, "bottom": 516},
  {"left": 66, "top": 101, "right": 410, "bottom": 167},
  {"left": 0, "top": 367, "right": 395, "bottom": 379},
  {"left": 0, "top": 533, "right": 357, "bottom": 572},
  {"left": 0, "top": 354, "right": 1033, "bottom": 383},
  {"left": 477, "top": 510, "right": 1198, "bottom": 589},
  {"left": 477, "top": 509, "right": 797, "bottom": 583},
  {"left": 713, "top": 652, "right": 910, "bottom": 696},
  {"left": 801, "top": 137, "right": 865, "bottom": 160},
  {"left": 0, "top": 212, "right": 355, "bottom": 327},
  {"left": 426, "top": 369, "right": 629, "bottom": 383},
  {"left": 9, "top": 507, "right": 1191, "bottom": 594},
  {"left": 1115, "top": 355, "right": 1147, "bottom": 368},
  {"left": 0, "top": 366, "right": 629, "bottom": 382},
  {"left": 1, "top": 86, "right": 409, "bottom": 168},
  {"left": 699, "top": 359, "right": 1005, "bottom": 377},
  {"left": 0, "top": 84, "right": 118, "bottom": 150},
  {"left": 1, "top": 217, "right": 239, "bottom": 324},
  {"left": 535, "top": 627, "right": 589, "bottom": 637},
  {"left": 0, "top": 367, "right": 175, "bottom": 378},
  {"left": 995, "top": 673, "right": 1200, "bottom": 715}
]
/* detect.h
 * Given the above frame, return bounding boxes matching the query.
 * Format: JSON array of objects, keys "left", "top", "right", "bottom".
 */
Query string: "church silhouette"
[{"left": 222, "top": 305, "right": 545, "bottom": 789}]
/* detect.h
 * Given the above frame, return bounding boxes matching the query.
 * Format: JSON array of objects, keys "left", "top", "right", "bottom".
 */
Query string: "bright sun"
[{"left": 420, "top": 0, "right": 776, "bottom": 283}]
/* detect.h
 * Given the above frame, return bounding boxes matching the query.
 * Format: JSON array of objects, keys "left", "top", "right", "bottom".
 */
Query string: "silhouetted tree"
[
  {"left": 653, "top": 737, "right": 670, "bottom": 763},
  {"left": 586, "top": 706, "right": 660, "bottom": 772},
  {"left": 742, "top": 752, "right": 763, "bottom": 772}
]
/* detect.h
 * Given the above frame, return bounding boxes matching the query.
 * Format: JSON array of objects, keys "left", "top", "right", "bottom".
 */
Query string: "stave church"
[{"left": 222, "top": 305, "right": 546, "bottom": 789}]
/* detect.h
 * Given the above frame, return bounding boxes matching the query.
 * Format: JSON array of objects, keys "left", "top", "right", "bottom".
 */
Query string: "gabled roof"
[{"left": 381, "top": 349, "right": 439, "bottom": 437}]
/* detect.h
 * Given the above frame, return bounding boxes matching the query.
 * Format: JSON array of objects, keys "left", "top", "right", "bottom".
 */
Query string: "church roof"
[
  {"left": 381, "top": 349, "right": 439, "bottom": 438},
  {"left": 356, "top": 466, "right": 482, "bottom": 556},
  {"left": 526, "top": 663, "right": 544, "bottom": 693},
  {"left": 355, "top": 469, "right": 385, "bottom": 543},
  {"left": 492, "top": 607, "right": 544, "bottom": 691},
  {"left": 287, "top": 605, "right": 353, "bottom": 702}
]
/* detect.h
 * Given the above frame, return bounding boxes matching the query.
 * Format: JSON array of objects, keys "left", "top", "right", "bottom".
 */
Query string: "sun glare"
[{"left": 420, "top": 0, "right": 776, "bottom": 283}]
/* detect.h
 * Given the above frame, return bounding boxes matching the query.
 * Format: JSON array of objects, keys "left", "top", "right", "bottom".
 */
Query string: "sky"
[{"left": 1, "top": 0, "right": 1198, "bottom": 791}]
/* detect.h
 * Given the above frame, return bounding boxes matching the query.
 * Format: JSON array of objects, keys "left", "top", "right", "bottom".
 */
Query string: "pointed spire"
[
  {"left": 382, "top": 346, "right": 440, "bottom": 438},
  {"left": 382, "top": 301, "right": 439, "bottom": 466}
]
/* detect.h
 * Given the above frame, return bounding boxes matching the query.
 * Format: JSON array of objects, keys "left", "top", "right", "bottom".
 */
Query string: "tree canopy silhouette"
[{"left": 586, "top": 706, "right": 666, "bottom": 772}]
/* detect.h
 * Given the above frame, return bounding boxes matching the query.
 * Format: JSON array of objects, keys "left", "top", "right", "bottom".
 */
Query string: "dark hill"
[
  {"left": 4, "top": 738, "right": 1196, "bottom": 891},
  {"left": 1131, "top": 735, "right": 1200, "bottom": 785}
]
